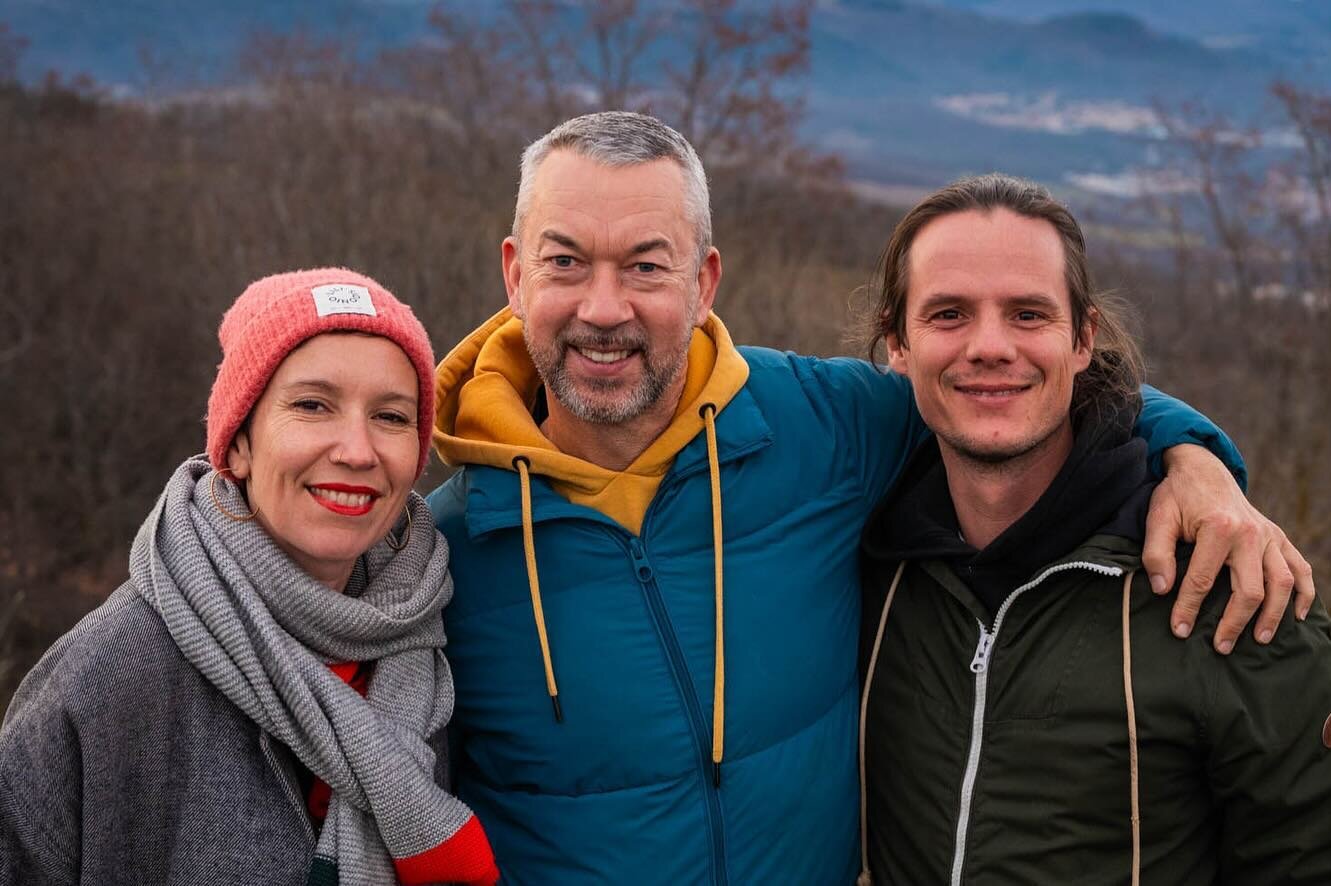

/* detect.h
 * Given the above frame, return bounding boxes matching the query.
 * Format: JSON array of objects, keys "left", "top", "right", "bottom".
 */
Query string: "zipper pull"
[
  {"left": 628, "top": 538, "right": 654, "bottom": 584},
  {"left": 970, "top": 627, "right": 996, "bottom": 674}
]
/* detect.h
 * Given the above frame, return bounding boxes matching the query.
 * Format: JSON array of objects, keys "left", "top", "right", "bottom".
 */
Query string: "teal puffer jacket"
[{"left": 428, "top": 349, "right": 1240, "bottom": 886}]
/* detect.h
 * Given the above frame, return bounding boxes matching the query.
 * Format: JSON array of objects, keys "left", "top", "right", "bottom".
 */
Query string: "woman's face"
[{"left": 227, "top": 332, "right": 420, "bottom": 590}]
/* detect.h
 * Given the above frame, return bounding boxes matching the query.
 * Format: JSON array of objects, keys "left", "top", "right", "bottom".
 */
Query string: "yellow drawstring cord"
[
  {"left": 511, "top": 406, "right": 726, "bottom": 753},
  {"left": 857, "top": 560, "right": 906, "bottom": 886},
  {"left": 514, "top": 456, "right": 562, "bottom": 722},
  {"left": 701, "top": 404, "right": 725, "bottom": 787},
  {"left": 1122, "top": 569, "right": 1141, "bottom": 886}
]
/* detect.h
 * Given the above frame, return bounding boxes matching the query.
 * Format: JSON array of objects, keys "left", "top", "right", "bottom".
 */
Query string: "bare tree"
[
  {"left": 662, "top": 0, "right": 813, "bottom": 164},
  {"left": 404, "top": 0, "right": 823, "bottom": 165},
  {"left": 1130, "top": 94, "right": 1331, "bottom": 592},
  {"left": 0, "top": 22, "right": 27, "bottom": 84},
  {"left": 0, "top": 2, "right": 871, "bottom": 717},
  {"left": 1154, "top": 102, "right": 1264, "bottom": 306},
  {"left": 235, "top": 29, "right": 362, "bottom": 94},
  {"left": 581, "top": 0, "right": 663, "bottom": 110},
  {"left": 1271, "top": 82, "right": 1331, "bottom": 297}
]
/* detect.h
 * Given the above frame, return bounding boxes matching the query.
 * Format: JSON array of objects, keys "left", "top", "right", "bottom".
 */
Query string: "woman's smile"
[
  {"left": 308, "top": 483, "right": 380, "bottom": 516},
  {"left": 227, "top": 333, "right": 421, "bottom": 589}
]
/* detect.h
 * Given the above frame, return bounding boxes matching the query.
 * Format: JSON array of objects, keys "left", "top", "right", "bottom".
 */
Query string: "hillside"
[{"left": 2, "top": 0, "right": 1318, "bottom": 190}]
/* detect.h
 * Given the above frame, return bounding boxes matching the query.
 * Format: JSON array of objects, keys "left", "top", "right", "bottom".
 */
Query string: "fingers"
[
  {"left": 1282, "top": 536, "right": 1317, "bottom": 621},
  {"left": 1248, "top": 538, "right": 1296, "bottom": 646},
  {"left": 1208, "top": 516, "right": 1263, "bottom": 655},
  {"left": 1142, "top": 481, "right": 1182, "bottom": 598},
  {"left": 1146, "top": 454, "right": 1315, "bottom": 651},
  {"left": 1170, "top": 513, "right": 1235, "bottom": 643}
]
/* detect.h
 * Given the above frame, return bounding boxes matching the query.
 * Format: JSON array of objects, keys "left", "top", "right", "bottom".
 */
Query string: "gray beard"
[
  {"left": 545, "top": 356, "right": 679, "bottom": 425},
  {"left": 524, "top": 319, "right": 694, "bottom": 426}
]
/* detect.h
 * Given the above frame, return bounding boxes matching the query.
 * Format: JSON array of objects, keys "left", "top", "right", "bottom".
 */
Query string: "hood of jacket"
[
  {"left": 861, "top": 394, "right": 1153, "bottom": 615},
  {"left": 432, "top": 307, "right": 750, "bottom": 534}
]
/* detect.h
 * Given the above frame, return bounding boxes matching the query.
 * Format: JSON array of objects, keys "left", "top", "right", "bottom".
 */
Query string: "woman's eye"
[
  {"left": 376, "top": 411, "right": 411, "bottom": 425},
  {"left": 292, "top": 399, "right": 325, "bottom": 413}
]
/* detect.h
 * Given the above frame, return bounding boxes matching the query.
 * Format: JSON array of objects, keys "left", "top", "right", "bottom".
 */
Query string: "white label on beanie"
[{"left": 311, "top": 284, "right": 377, "bottom": 317}]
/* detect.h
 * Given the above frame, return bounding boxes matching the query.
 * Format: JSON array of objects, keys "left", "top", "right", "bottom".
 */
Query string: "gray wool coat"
[{"left": 0, "top": 581, "right": 449, "bottom": 886}]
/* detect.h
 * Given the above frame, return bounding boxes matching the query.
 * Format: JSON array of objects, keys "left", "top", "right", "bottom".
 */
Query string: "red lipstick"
[{"left": 308, "top": 483, "right": 379, "bottom": 517}]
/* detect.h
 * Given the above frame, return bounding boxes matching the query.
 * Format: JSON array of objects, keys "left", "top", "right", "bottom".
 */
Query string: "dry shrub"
[{"left": 3, "top": 13, "right": 1326, "bottom": 715}]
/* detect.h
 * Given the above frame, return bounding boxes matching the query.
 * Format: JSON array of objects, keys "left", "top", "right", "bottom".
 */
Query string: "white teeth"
[
  {"left": 576, "top": 347, "right": 631, "bottom": 364},
  {"left": 311, "top": 489, "right": 372, "bottom": 507}
]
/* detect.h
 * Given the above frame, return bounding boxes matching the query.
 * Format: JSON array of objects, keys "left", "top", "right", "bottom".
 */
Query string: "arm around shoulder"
[
  {"left": 1137, "top": 384, "right": 1246, "bottom": 487},
  {"left": 794, "top": 354, "right": 930, "bottom": 500}
]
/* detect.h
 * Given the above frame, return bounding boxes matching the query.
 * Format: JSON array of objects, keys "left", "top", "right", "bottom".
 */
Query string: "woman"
[{"left": 0, "top": 269, "right": 500, "bottom": 886}]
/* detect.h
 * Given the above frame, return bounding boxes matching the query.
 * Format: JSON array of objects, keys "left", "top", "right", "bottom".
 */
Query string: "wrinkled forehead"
[{"left": 524, "top": 151, "right": 693, "bottom": 242}]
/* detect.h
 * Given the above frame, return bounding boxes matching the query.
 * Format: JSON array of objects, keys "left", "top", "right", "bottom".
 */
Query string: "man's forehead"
[
  {"left": 912, "top": 208, "right": 1064, "bottom": 263},
  {"left": 523, "top": 151, "right": 693, "bottom": 251},
  {"left": 531, "top": 149, "right": 687, "bottom": 198},
  {"left": 907, "top": 208, "right": 1068, "bottom": 301}
]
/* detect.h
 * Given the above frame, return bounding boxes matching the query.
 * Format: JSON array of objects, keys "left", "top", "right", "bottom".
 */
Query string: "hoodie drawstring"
[
  {"left": 1122, "top": 569, "right": 1141, "bottom": 886},
  {"left": 510, "top": 405, "right": 727, "bottom": 761},
  {"left": 701, "top": 403, "right": 725, "bottom": 786},
  {"left": 856, "top": 560, "right": 906, "bottom": 886},
  {"left": 514, "top": 456, "right": 562, "bottom": 723}
]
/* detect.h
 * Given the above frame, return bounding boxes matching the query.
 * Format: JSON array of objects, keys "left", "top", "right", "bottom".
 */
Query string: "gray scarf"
[{"left": 130, "top": 455, "right": 473, "bottom": 886}]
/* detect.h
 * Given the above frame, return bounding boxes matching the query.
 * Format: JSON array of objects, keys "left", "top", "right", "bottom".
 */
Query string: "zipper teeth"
[
  {"left": 1004, "top": 560, "right": 1125, "bottom": 606},
  {"left": 951, "top": 657, "right": 987, "bottom": 886},
  {"left": 628, "top": 537, "right": 728, "bottom": 886},
  {"left": 949, "top": 560, "right": 1124, "bottom": 886}
]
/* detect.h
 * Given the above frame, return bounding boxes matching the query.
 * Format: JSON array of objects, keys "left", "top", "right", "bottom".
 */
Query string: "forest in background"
[{"left": 2, "top": 2, "right": 1328, "bottom": 714}]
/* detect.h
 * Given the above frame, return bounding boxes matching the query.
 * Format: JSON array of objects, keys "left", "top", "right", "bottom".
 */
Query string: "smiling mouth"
[
  {"left": 309, "top": 484, "right": 378, "bottom": 516},
  {"left": 954, "top": 384, "right": 1032, "bottom": 398},
  {"left": 572, "top": 346, "right": 636, "bottom": 364}
]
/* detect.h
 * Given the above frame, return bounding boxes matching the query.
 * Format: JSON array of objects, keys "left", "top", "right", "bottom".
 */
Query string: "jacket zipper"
[
  {"left": 949, "top": 560, "right": 1123, "bottom": 886},
  {"left": 628, "top": 536, "right": 728, "bottom": 886}
]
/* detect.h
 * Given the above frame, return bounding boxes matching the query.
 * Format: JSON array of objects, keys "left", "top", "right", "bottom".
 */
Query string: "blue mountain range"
[{"left": 4, "top": 0, "right": 1324, "bottom": 194}]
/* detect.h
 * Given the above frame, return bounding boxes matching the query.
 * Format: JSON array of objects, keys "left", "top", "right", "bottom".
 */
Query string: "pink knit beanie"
[{"left": 206, "top": 268, "right": 436, "bottom": 477}]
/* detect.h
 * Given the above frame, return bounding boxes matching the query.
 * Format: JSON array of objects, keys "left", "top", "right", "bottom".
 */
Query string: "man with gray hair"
[{"left": 427, "top": 111, "right": 1310, "bottom": 883}]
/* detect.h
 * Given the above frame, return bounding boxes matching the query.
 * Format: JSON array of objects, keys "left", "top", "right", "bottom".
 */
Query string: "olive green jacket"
[{"left": 861, "top": 537, "right": 1331, "bottom": 885}]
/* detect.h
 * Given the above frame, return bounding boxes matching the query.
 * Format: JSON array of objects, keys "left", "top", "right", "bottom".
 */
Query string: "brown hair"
[{"left": 868, "top": 172, "right": 1144, "bottom": 419}]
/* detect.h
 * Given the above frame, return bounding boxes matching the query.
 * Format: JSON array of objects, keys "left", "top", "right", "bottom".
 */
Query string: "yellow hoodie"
[
  {"left": 433, "top": 306, "right": 752, "bottom": 772},
  {"left": 432, "top": 308, "right": 750, "bottom": 535}
]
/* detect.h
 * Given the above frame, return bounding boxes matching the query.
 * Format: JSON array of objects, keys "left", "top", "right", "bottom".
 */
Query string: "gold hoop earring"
[
  {"left": 210, "top": 468, "right": 259, "bottom": 522},
  {"left": 386, "top": 504, "right": 412, "bottom": 551}
]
